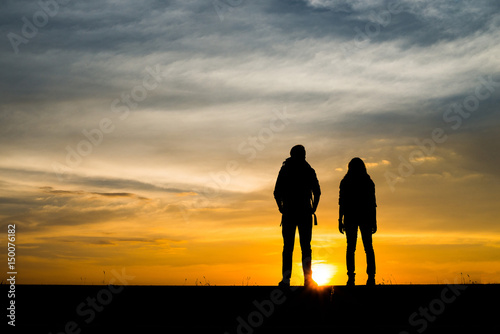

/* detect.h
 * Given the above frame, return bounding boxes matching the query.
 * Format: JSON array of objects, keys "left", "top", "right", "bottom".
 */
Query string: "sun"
[{"left": 312, "top": 263, "right": 336, "bottom": 286}]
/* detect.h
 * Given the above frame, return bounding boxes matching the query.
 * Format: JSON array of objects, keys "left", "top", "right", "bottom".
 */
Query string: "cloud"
[
  {"left": 1, "top": 0, "right": 500, "bottom": 284},
  {"left": 39, "top": 186, "right": 151, "bottom": 200}
]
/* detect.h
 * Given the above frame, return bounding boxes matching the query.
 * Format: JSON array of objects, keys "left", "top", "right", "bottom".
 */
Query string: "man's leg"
[
  {"left": 281, "top": 215, "right": 296, "bottom": 284},
  {"left": 298, "top": 214, "right": 313, "bottom": 283}
]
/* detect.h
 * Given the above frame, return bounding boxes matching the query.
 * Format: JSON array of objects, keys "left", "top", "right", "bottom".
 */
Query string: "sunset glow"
[
  {"left": 1, "top": 0, "right": 500, "bottom": 286},
  {"left": 312, "top": 262, "right": 337, "bottom": 286}
]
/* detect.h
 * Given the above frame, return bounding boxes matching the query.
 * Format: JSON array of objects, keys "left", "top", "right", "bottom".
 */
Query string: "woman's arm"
[{"left": 338, "top": 205, "right": 345, "bottom": 234}]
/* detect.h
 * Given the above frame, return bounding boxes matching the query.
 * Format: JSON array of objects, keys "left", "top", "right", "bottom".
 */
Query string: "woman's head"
[{"left": 347, "top": 157, "right": 367, "bottom": 175}]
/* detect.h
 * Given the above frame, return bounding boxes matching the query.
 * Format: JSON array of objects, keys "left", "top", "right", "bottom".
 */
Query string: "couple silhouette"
[{"left": 274, "top": 145, "right": 377, "bottom": 287}]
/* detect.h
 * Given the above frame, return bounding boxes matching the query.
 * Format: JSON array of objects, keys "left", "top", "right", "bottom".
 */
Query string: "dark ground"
[{"left": 3, "top": 284, "right": 499, "bottom": 333}]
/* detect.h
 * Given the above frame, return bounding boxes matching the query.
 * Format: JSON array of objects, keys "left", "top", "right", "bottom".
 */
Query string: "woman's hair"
[{"left": 347, "top": 157, "right": 368, "bottom": 176}]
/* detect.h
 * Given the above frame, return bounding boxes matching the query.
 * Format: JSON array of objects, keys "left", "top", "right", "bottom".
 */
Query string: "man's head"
[{"left": 290, "top": 145, "right": 306, "bottom": 160}]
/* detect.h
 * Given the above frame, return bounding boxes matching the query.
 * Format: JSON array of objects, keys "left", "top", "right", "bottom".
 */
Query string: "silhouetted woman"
[{"left": 338, "top": 157, "right": 377, "bottom": 286}]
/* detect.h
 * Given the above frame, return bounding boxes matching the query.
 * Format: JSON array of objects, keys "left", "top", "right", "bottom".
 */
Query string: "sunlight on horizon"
[{"left": 312, "top": 262, "right": 337, "bottom": 286}]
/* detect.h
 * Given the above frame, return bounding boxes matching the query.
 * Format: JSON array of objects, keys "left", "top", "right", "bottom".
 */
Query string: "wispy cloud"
[{"left": 0, "top": 0, "right": 499, "bottom": 284}]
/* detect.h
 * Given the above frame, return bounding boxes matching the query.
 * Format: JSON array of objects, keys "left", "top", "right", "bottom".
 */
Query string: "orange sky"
[
  {"left": 4, "top": 154, "right": 500, "bottom": 285},
  {"left": 1, "top": 0, "right": 500, "bottom": 286}
]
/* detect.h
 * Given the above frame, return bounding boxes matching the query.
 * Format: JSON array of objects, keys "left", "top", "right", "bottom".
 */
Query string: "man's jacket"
[{"left": 274, "top": 157, "right": 321, "bottom": 215}]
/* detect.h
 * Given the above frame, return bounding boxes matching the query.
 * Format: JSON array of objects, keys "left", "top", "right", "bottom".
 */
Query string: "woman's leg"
[
  {"left": 345, "top": 222, "right": 358, "bottom": 276},
  {"left": 360, "top": 224, "right": 376, "bottom": 277}
]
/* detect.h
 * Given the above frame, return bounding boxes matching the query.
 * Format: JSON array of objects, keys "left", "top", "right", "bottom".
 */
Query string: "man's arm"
[
  {"left": 311, "top": 192, "right": 320, "bottom": 214},
  {"left": 338, "top": 181, "right": 345, "bottom": 234},
  {"left": 275, "top": 197, "right": 284, "bottom": 214},
  {"left": 311, "top": 169, "right": 321, "bottom": 214}
]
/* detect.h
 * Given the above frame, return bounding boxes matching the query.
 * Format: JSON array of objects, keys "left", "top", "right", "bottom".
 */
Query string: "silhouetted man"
[
  {"left": 338, "top": 157, "right": 377, "bottom": 286},
  {"left": 274, "top": 145, "right": 321, "bottom": 287}
]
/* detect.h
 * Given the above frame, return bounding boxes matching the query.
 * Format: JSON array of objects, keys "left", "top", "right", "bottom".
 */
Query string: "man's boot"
[
  {"left": 278, "top": 278, "right": 290, "bottom": 288},
  {"left": 279, "top": 269, "right": 291, "bottom": 288},
  {"left": 347, "top": 273, "right": 355, "bottom": 287},
  {"left": 304, "top": 275, "right": 318, "bottom": 288},
  {"left": 303, "top": 259, "right": 317, "bottom": 288}
]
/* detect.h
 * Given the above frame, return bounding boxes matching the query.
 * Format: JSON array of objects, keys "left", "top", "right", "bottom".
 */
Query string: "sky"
[{"left": 0, "top": 0, "right": 499, "bottom": 286}]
